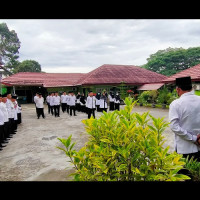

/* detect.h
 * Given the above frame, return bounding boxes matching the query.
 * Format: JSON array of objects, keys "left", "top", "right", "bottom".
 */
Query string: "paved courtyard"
[{"left": 0, "top": 103, "right": 175, "bottom": 181}]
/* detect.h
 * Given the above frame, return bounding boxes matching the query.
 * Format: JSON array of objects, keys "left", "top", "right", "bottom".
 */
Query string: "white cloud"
[{"left": 1, "top": 19, "right": 200, "bottom": 72}]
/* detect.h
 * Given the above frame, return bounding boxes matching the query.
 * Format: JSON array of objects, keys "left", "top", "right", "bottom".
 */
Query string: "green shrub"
[
  {"left": 157, "top": 87, "right": 171, "bottom": 105},
  {"left": 185, "top": 157, "right": 200, "bottom": 181},
  {"left": 57, "top": 97, "right": 190, "bottom": 181},
  {"left": 138, "top": 91, "right": 150, "bottom": 105}
]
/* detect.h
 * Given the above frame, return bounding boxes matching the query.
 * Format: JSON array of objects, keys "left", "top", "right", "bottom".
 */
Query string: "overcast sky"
[{"left": 0, "top": 19, "right": 200, "bottom": 73}]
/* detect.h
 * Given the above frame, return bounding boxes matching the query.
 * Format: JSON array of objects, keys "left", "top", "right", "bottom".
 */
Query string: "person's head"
[
  {"left": 11, "top": 94, "right": 17, "bottom": 102},
  {"left": 2, "top": 94, "right": 7, "bottom": 103},
  {"left": 89, "top": 91, "right": 93, "bottom": 97},
  {"left": 7, "top": 93, "right": 11, "bottom": 99},
  {"left": 51, "top": 92, "right": 55, "bottom": 96},
  {"left": 63, "top": 92, "right": 66, "bottom": 95},
  {"left": 175, "top": 76, "right": 192, "bottom": 97},
  {"left": 36, "top": 92, "right": 39, "bottom": 97},
  {"left": 39, "top": 93, "right": 42, "bottom": 98},
  {"left": 71, "top": 91, "right": 74, "bottom": 96}
]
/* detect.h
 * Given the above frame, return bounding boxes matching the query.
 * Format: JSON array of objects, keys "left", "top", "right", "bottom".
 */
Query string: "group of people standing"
[
  {"left": 0, "top": 93, "right": 22, "bottom": 151},
  {"left": 34, "top": 90, "right": 121, "bottom": 120}
]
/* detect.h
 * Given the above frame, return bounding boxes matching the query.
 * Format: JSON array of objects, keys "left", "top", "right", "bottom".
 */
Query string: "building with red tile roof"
[{"left": 0, "top": 64, "right": 168, "bottom": 103}]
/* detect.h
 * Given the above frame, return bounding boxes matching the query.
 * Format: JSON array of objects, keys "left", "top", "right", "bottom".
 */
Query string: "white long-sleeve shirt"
[
  {"left": 53, "top": 96, "right": 61, "bottom": 105},
  {"left": 35, "top": 97, "right": 44, "bottom": 108},
  {"left": 0, "top": 102, "right": 9, "bottom": 122},
  {"left": 49, "top": 96, "right": 55, "bottom": 106},
  {"left": 6, "top": 99, "right": 15, "bottom": 119},
  {"left": 61, "top": 95, "right": 66, "bottom": 103},
  {"left": 86, "top": 96, "right": 96, "bottom": 109},
  {"left": 169, "top": 91, "right": 200, "bottom": 154},
  {"left": 0, "top": 109, "right": 4, "bottom": 125},
  {"left": 68, "top": 95, "right": 76, "bottom": 106}
]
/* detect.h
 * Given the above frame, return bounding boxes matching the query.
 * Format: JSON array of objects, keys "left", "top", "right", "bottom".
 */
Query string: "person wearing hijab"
[
  {"left": 100, "top": 92, "right": 108, "bottom": 113},
  {"left": 108, "top": 92, "right": 115, "bottom": 111},
  {"left": 76, "top": 92, "right": 81, "bottom": 112},
  {"left": 95, "top": 92, "right": 101, "bottom": 112},
  {"left": 80, "top": 93, "right": 86, "bottom": 113},
  {"left": 114, "top": 93, "right": 121, "bottom": 111}
]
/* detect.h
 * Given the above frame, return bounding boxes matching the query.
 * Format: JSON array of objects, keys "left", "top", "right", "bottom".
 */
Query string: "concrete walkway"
[{"left": 0, "top": 104, "right": 175, "bottom": 181}]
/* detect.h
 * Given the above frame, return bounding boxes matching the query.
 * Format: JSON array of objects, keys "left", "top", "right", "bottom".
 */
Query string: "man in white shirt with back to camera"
[
  {"left": 169, "top": 76, "right": 200, "bottom": 161},
  {"left": 35, "top": 93, "right": 45, "bottom": 119}
]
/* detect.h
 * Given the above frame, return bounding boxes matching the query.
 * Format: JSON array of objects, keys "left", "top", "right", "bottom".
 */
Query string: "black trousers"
[
  {"left": 13, "top": 120, "right": 18, "bottom": 131},
  {"left": 0, "top": 125, "right": 5, "bottom": 145},
  {"left": 4, "top": 122, "right": 9, "bottom": 138},
  {"left": 50, "top": 105, "right": 54, "bottom": 115},
  {"left": 47, "top": 103, "right": 51, "bottom": 114},
  {"left": 115, "top": 103, "right": 120, "bottom": 111},
  {"left": 76, "top": 103, "right": 81, "bottom": 112},
  {"left": 182, "top": 151, "right": 200, "bottom": 162},
  {"left": 17, "top": 113, "right": 22, "bottom": 124},
  {"left": 8, "top": 118, "right": 15, "bottom": 135},
  {"left": 61, "top": 103, "right": 67, "bottom": 113},
  {"left": 37, "top": 108, "right": 45, "bottom": 118},
  {"left": 54, "top": 105, "right": 60, "bottom": 117},
  {"left": 109, "top": 102, "right": 115, "bottom": 111},
  {"left": 96, "top": 105, "right": 101, "bottom": 112},
  {"left": 88, "top": 108, "right": 95, "bottom": 119},
  {"left": 66, "top": 104, "right": 69, "bottom": 114},
  {"left": 101, "top": 108, "right": 107, "bottom": 112},
  {"left": 70, "top": 106, "right": 76, "bottom": 116}
]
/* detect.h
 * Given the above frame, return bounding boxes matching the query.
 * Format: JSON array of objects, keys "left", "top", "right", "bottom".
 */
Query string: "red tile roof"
[
  {"left": 163, "top": 63, "right": 200, "bottom": 83},
  {"left": 78, "top": 64, "right": 167, "bottom": 86},
  {"left": 1, "top": 64, "right": 167, "bottom": 88},
  {"left": 1, "top": 72, "right": 85, "bottom": 87},
  {"left": 137, "top": 83, "right": 164, "bottom": 90}
]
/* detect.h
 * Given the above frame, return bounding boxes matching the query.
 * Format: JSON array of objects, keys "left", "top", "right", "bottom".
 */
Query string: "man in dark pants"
[
  {"left": 69, "top": 92, "right": 77, "bottom": 116},
  {"left": 6, "top": 93, "right": 15, "bottom": 136},
  {"left": 86, "top": 91, "right": 96, "bottom": 119},
  {"left": 169, "top": 76, "right": 200, "bottom": 180},
  {"left": 53, "top": 92, "right": 60, "bottom": 117}
]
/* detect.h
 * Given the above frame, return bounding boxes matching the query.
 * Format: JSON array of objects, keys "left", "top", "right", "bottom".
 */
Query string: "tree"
[
  {"left": 0, "top": 23, "right": 21, "bottom": 76},
  {"left": 142, "top": 47, "right": 200, "bottom": 76},
  {"left": 14, "top": 60, "right": 42, "bottom": 73}
]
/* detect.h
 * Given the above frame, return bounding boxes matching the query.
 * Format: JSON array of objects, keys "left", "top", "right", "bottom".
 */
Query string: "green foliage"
[
  {"left": 148, "top": 90, "right": 158, "bottom": 103},
  {"left": 13, "top": 59, "right": 42, "bottom": 73},
  {"left": 195, "top": 90, "right": 200, "bottom": 96},
  {"left": 57, "top": 97, "right": 190, "bottom": 181},
  {"left": 184, "top": 157, "right": 200, "bottom": 181},
  {"left": 0, "top": 23, "right": 21, "bottom": 76},
  {"left": 138, "top": 91, "right": 150, "bottom": 105},
  {"left": 119, "top": 81, "right": 128, "bottom": 100},
  {"left": 143, "top": 47, "right": 200, "bottom": 76},
  {"left": 157, "top": 87, "right": 171, "bottom": 104}
]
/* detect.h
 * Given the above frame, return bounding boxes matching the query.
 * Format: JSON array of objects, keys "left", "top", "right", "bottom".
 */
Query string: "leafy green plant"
[
  {"left": 57, "top": 97, "right": 190, "bottom": 181},
  {"left": 157, "top": 87, "right": 171, "bottom": 105},
  {"left": 138, "top": 91, "right": 150, "bottom": 105},
  {"left": 184, "top": 156, "right": 200, "bottom": 181}
]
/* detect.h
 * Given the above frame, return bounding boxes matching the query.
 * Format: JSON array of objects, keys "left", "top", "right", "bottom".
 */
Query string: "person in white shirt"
[
  {"left": 11, "top": 94, "right": 18, "bottom": 133},
  {"left": 0, "top": 100, "right": 5, "bottom": 150},
  {"left": 61, "top": 92, "right": 67, "bottom": 113},
  {"left": 114, "top": 93, "right": 121, "bottom": 111},
  {"left": 86, "top": 91, "right": 96, "bottom": 119},
  {"left": 76, "top": 92, "right": 81, "bottom": 112},
  {"left": 46, "top": 93, "right": 51, "bottom": 114},
  {"left": 53, "top": 92, "right": 61, "bottom": 117},
  {"left": 34, "top": 92, "right": 39, "bottom": 117},
  {"left": 169, "top": 76, "right": 200, "bottom": 162},
  {"left": 35, "top": 93, "right": 45, "bottom": 119},
  {"left": 100, "top": 92, "right": 108, "bottom": 112},
  {"left": 95, "top": 92, "right": 101, "bottom": 112},
  {"left": 17, "top": 103, "right": 22, "bottom": 124},
  {"left": 1, "top": 94, "right": 9, "bottom": 141},
  {"left": 6, "top": 93, "right": 15, "bottom": 136},
  {"left": 108, "top": 92, "right": 115, "bottom": 111},
  {"left": 49, "top": 92, "right": 55, "bottom": 116},
  {"left": 66, "top": 91, "right": 70, "bottom": 114},
  {"left": 69, "top": 91, "right": 77, "bottom": 116}
]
